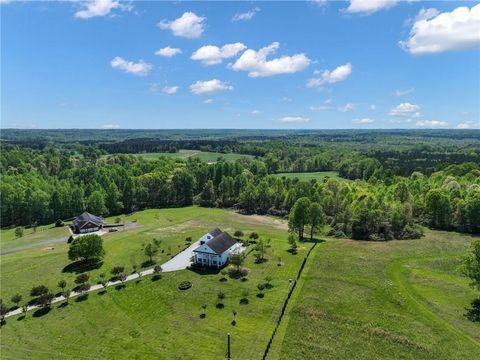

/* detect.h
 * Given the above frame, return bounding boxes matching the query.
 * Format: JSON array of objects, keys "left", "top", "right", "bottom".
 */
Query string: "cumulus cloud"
[
  {"left": 370, "top": 104, "right": 376, "bottom": 110},
  {"left": 204, "top": 99, "right": 214, "bottom": 104},
  {"left": 110, "top": 56, "right": 152, "bottom": 76},
  {"left": 352, "top": 118, "right": 375, "bottom": 124},
  {"left": 345, "top": 0, "right": 398, "bottom": 14},
  {"left": 230, "top": 42, "right": 310, "bottom": 77},
  {"left": 338, "top": 103, "right": 355, "bottom": 112},
  {"left": 75, "top": 0, "right": 131, "bottom": 19},
  {"left": 190, "top": 79, "right": 233, "bottom": 95},
  {"left": 416, "top": 120, "right": 448, "bottom": 127},
  {"left": 162, "top": 86, "right": 179, "bottom": 94},
  {"left": 191, "top": 43, "right": 246, "bottom": 65},
  {"left": 394, "top": 87, "right": 415, "bottom": 96},
  {"left": 390, "top": 102, "right": 421, "bottom": 116},
  {"left": 232, "top": 7, "right": 260, "bottom": 22},
  {"left": 278, "top": 116, "right": 310, "bottom": 124},
  {"left": 307, "top": 63, "right": 352, "bottom": 88},
  {"left": 155, "top": 46, "right": 182, "bottom": 57},
  {"left": 252, "top": 110, "right": 260, "bottom": 115},
  {"left": 158, "top": 12, "right": 206, "bottom": 39},
  {"left": 457, "top": 121, "right": 479, "bottom": 129},
  {"left": 400, "top": 4, "right": 480, "bottom": 54}
]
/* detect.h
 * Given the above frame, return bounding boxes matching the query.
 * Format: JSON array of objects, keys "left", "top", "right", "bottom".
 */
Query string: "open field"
[
  {"left": 0, "top": 207, "right": 307, "bottom": 359},
  {"left": 272, "top": 230, "right": 480, "bottom": 360},
  {"left": 0, "top": 226, "right": 68, "bottom": 253},
  {"left": 1, "top": 208, "right": 479, "bottom": 359},
  {"left": 108, "top": 150, "right": 255, "bottom": 163},
  {"left": 271, "top": 171, "right": 341, "bottom": 181}
]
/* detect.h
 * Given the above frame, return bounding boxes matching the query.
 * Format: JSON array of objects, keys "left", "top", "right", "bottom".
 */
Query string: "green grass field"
[
  {"left": 110, "top": 149, "right": 254, "bottom": 163},
  {"left": 0, "top": 207, "right": 305, "bottom": 359},
  {"left": 271, "top": 230, "right": 480, "bottom": 360},
  {"left": 271, "top": 171, "right": 341, "bottom": 181},
  {"left": 1, "top": 208, "right": 478, "bottom": 359}
]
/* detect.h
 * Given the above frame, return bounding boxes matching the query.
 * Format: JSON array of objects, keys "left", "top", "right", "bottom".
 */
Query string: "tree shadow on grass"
[
  {"left": 98, "top": 290, "right": 107, "bottom": 296},
  {"left": 141, "top": 260, "right": 155, "bottom": 268},
  {"left": 58, "top": 302, "right": 69, "bottom": 308},
  {"left": 115, "top": 284, "right": 126, "bottom": 291},
  {"left": 151, "top": 275, "right": 162, "bottom": 282},
  {"left": 75, "top": 294, "right": 89, "bottom": 302},
  {"left": 216, "top": 303, "right": 225, "bottom": 309},
  {"left": 33, "top": 307, "right": 51, "bottom": 318},
  {"left": 188, "top": 266, "right": 221, "bottom": 275},
  {"left": 62, "top": 259, "right": 103, "bottom": 274},
  {"left": 17, "top": 315, "right": 26, "bottom": 321},
  {"left": 465, "top": 298, "right": 480, "bottom": 322}
]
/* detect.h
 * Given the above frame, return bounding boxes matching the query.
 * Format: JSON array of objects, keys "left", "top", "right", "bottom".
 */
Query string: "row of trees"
[{"left": 1, "top": 146, "right": 479, "bottom": 240}]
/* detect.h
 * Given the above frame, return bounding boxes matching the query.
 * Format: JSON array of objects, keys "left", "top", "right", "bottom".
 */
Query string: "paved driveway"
[{"left": 160, "top": 240, "right": 200, "bottom": 272}]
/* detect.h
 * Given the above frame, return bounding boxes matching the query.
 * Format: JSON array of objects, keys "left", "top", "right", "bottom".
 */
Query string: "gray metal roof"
[{"left": 73, "top": 212, "right": 105, "bottom": 228}]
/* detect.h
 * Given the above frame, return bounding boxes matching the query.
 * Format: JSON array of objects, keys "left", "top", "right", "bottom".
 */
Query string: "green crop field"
[
  {"left": 271, "top": 171, "right": 341, "bottom": 181},
  {"left": 111, "top": 150, "right": 255, "bottom": 163}
]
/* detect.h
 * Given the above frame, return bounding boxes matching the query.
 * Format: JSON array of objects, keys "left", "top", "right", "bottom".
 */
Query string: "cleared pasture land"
[
  {"left": 128, "top": 149, "right": 254, "bottom": 163},
  {"left": 272, "top": 230, "right": 480, "bottom": 360},
  {"left": 271, "top": 171, "right": 341, "bottom": 181}
]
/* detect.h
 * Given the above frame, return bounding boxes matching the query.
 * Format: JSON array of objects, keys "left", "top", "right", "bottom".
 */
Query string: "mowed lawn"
[
  {"left": 271, "top": 171, "right": 341, "bottom": 181},
  {"left": 272, "top": 230, "right": 480, "bottom": 360},
  {"left": 0, "top": 226, "right": 69, "bottom": 253},
  {"left": 124, "top": 149, "right": 254, "bottom": 163},
  {"left": 0, "top": 207, "right": 307, "bottom": 359}
]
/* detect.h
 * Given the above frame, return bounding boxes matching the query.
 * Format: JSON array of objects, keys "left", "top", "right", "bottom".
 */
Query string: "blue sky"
[{"left": 1, "top": 0, "right": 479, "bottom": 129}]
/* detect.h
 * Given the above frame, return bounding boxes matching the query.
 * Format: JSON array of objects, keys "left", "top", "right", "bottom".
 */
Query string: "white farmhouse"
[{"left": 193, "top": 228, "right": 242, "bottom": 268}]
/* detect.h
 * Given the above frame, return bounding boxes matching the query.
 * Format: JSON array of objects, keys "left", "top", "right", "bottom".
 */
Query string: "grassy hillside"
[{"left": 272, "top": 231, "right": 480, "bottom": 360}]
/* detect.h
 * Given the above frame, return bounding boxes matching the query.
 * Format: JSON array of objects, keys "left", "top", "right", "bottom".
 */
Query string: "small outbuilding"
[
  {"left": 193, "top": 228, "right": 242, "bottom": 268},
  {"left": 71, "top": 212, "right": 105, "bottom": 234}
]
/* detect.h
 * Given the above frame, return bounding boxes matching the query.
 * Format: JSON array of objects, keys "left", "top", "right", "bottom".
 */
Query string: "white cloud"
[
  {"left": 310, "top": 0, "right": 328, "bottom": 7},
  {"left": 162, "top": 86, "right": 179, "bottom": 94},
  {"left": 230, "top": 42, "right": 310, "bottom": 77},
  {"left": 352, "top": 118, "right": 375, "bottom": 124},
  {"left": 390, "top": 102, "right": 421, "bottom": 116},
  {"left": 232, "top": 7, "right": 260, "bottom": 22},
  {"left": 75, "top": 0, "right": 131, "bottom": 19},
  {"left": 338, "top": 103, "right": 355, "bottom": 112},
  {"left": 345, "top": 0, "right": 398, "bottom": 14},
  {"left": 155, "top": 46, "right": 182, "bottom": 57},
  {"left": 416, "top": 120, "right": 448, "bottom": 127},
  {"left": 394, "top": 87, "right": 415, "bottom": 96},
  {"left": 251, "top": 110, "right": 260, "bottom": 115},
  {"left": 278, "top": 116, "right": 310, "bottom": 124},
  {"left": 370, "top": 104, "right": 376, "bottom": 110},
  {"left": 191, "top": 43, "right": 246, "bottom": 65},
  {"left": 307, "top": 63, "right": 352, "bottom": 87},
  {"left": 102, "top": 124, "right": 120, "bottom": 129},
  {"left": 110, "top": 56, "right": 152, "bottom": 76},
  {"left": 204, "top": 99, "right": 214, "bottom": 104},
  {"left": 158, "top": 12, "right": 205, "bottom": 39},
  {"left": 457, "top": 121, "right": 479, "bottom": 129},
  {"left": 400, "top": 4, "right": 480, "bottom": 54},
  {"left": 190, "top": 79, "right": 233, "bottom": 95},
  {"left": 281, "top": 97, "right": 292, "bottom": 102}
]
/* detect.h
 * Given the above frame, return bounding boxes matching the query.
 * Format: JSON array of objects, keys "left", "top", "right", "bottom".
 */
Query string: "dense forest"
[{"left": 1, "top": 130, "right": 479, "bottom": 241}]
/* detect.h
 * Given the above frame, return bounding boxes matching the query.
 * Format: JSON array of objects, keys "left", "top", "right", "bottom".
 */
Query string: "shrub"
[
  {"left": 15, "top": 227, "right": 24, "bottom": 238},
  {"left": 178, "top": 281, "right": 192, "bottom": 290},
  {"left": 249, "top": 232, "right": 259, "bottom": 240},
  {"left": 185, "top": 236, "right": 192, "bottom": 242},
  {"left": 55, "top": 219, "right": 64, "bottom": 227},
  {"left": 30, "top": 285, "right": 48, "bottom": 297},
  {"left": 75, "top": 273, "right": 89, "bottom": 285},
  {"left": 234, "top": 230, "right": 244, "bottom": 238}
]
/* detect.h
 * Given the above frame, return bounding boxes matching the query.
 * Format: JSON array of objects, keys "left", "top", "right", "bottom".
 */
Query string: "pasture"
[
  {"left": 271, "top": 171, "right": 341, "bottom": 181},
  {"left": 124, "top": 149, "right": 254, "bottom": 163}
]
